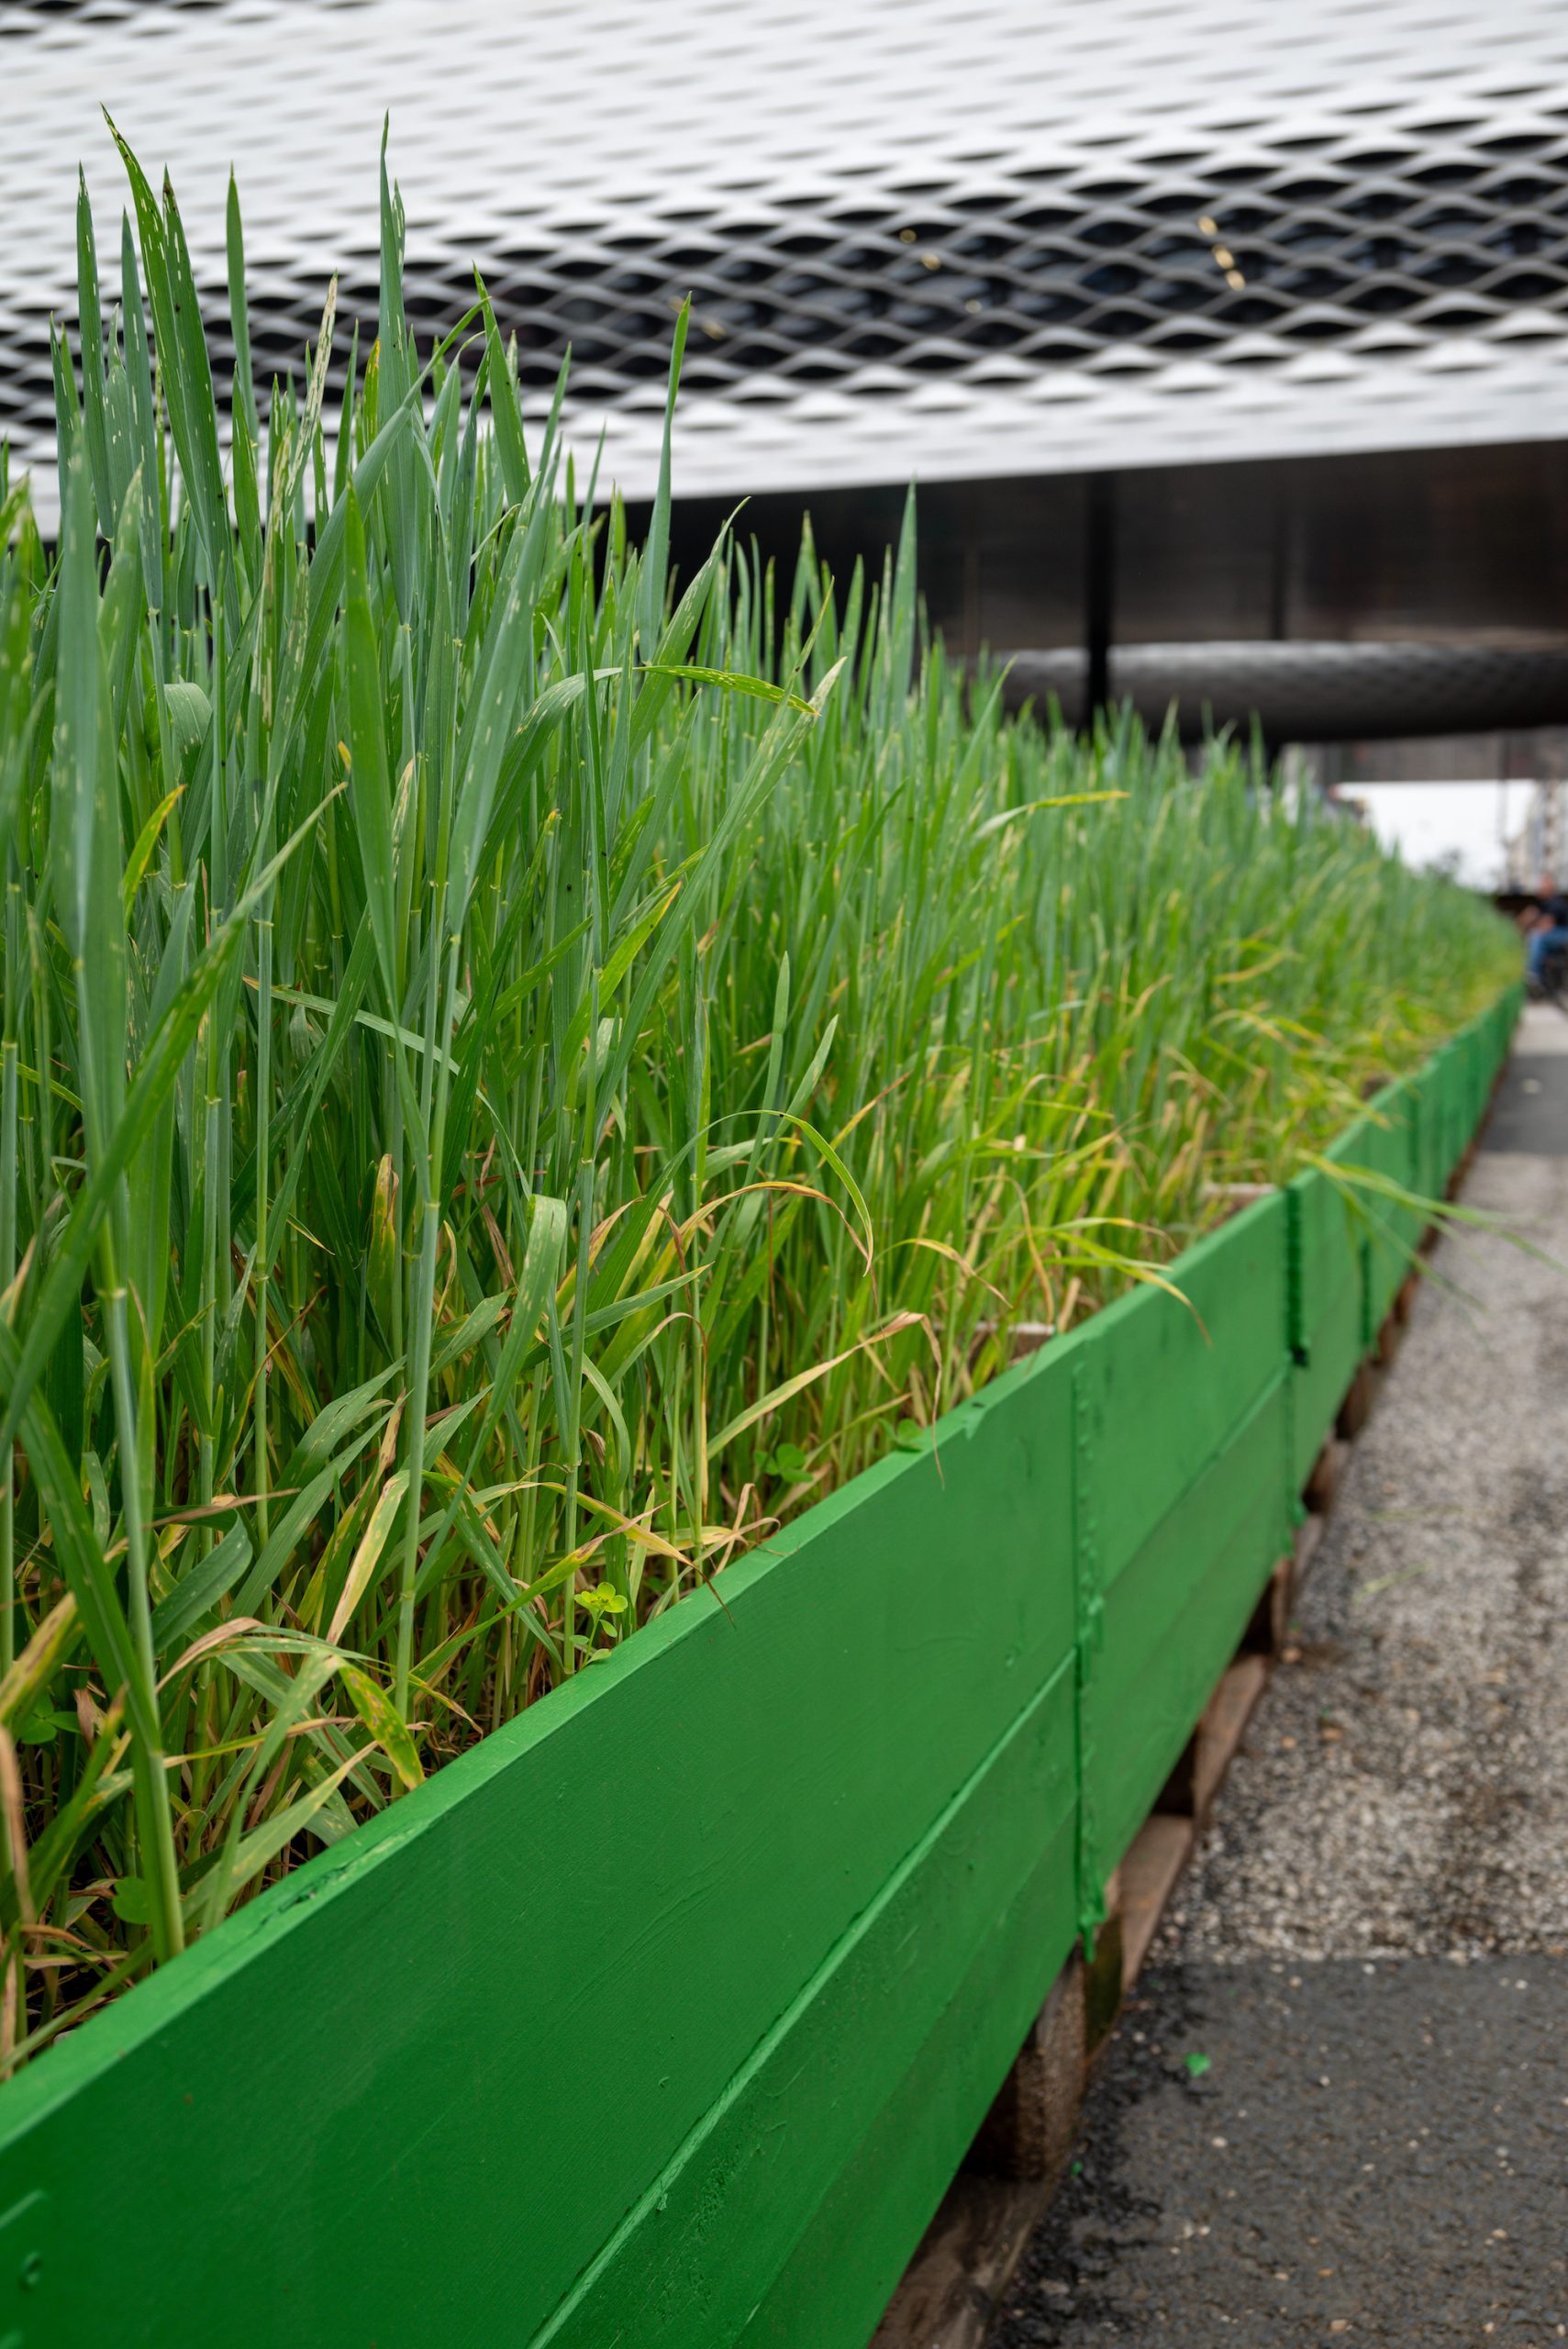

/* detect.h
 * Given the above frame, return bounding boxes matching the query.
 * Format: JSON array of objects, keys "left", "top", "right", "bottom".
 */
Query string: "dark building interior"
[{"left": 652, "top": 438, "right": 1568, "bottom": 658}]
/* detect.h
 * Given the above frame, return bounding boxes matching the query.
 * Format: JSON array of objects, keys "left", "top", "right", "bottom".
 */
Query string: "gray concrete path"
[{"left": 995, "top": 1004, "right": 1568, "bottom": 2346}]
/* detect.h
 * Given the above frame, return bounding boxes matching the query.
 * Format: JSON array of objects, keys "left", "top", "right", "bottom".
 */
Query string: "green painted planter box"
[{"left": 0, "top": 987, "right": 1519, "bottom": 2349}]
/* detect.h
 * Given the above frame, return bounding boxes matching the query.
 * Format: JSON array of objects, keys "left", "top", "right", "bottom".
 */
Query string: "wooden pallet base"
[
  {"left": 968, "top": 1956, "right": 1086, "bottom": 2185},
  {"left": 1243, "top": 1552, "right": 1295, "bottom": 1656},
  {"left": 1117, "top": 1814, "right": 1195, "bottom": 1989},
  {"left": 1337, "top": 1357, "right": 1379, "bottom": 1439},
  {"left": 1304, "top": 1436, "right": 1347, "bottom": 1517},
  {"left": 1295, "top": 1508, "right": 1326, "bottom": 1587},
  {"left": 869, "top": 2170, "right": 1051, "bottom": 2349}
]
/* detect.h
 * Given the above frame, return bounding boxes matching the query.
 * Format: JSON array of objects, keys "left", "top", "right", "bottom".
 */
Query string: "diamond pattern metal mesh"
[{"left": 4, "top": 0, "right": 1568, "bottom": 518}]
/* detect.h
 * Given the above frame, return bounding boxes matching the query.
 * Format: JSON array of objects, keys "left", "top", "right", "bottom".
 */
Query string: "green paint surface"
[
  {"left": 1289, "top": 1163, "right": 1364, "bottom": 1483},
  {"left": 1090, "top": 1375, "right": 1292, "bottom": 1874},
  {"left": 0, "top": 994, "right": 1518, "bottom": 2349}
]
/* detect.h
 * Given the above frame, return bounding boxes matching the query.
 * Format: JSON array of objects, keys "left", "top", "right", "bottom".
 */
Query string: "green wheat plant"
[{"left": 0, "top": 127, "right": 1518, "bottom": 2071}]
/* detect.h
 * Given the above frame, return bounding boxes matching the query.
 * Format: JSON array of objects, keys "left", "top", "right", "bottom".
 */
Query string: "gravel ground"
[
  {"left": 1166, "top": 1008, "right": 1568, "bottom": 1965},
  {"left": 995, "top": 1005, "right": 1568, "bottom": 2345}
]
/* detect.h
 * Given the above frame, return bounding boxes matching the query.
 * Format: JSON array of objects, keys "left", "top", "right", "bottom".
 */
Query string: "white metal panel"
[{"left": 3, "top": 0, "right": 1568, "bottom": 512}]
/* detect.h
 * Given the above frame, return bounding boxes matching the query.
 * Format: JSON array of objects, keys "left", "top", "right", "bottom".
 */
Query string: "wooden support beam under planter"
[
  {"left": 1376, "top": 1258, "right": 1426, "bottom": 1364},
  {"left": 1242, "top": 1552, "right": 1296, "bottom": 1656},
  {"left": 1115, "top": 1815, "right": 1195, "bottom": 1991},
  {"left": 1337, "top": 1359, "right": 1379, "bottom": 1440},
  {"left": 969, "top": 1959, "right": 1088, "bottom": 2185},
  {"left": 1305, "top": 1436, "right": 1348, "bottom": 1518},
  {"left": 1154, "top": 1663, "right": 1244, "bottom": 1824},
  {"left": 869, "top": 2171, "right": 1053, "bottom": 2349},
  {"left": 1295, "top": 1508, "right": 1327, "bottom": 1588}
]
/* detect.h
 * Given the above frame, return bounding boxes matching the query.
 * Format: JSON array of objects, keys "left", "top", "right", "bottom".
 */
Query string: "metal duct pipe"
[{"left": 997, "top": 641, "right": 1568, "bottom": 742}]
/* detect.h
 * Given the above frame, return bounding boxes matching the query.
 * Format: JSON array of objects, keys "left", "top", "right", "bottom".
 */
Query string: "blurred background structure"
[{"left": 5, "top": 0, "right": 1568, "bottom": 882}]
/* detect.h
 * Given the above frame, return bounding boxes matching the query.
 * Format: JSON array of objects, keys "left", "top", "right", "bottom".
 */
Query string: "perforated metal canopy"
[
  {"left": 1002, "top": 641, "right": 1568, "bottom": 739},
  {"left": 4, "top": 0, "right": 1568, "bottom": 516}
]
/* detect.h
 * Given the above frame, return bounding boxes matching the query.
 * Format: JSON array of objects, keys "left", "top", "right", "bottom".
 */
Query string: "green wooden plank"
[
  {"left": 1072, "top": 1194, "right": 1288, "bottom": 1587},
  {"left": 544, "top": 1653, "right": 1078, "bottom": 2347},
  {"left": 740, "top": 1776, "right": 1077, "bottom": 2349},
  {"left": 1293, "top": 1271, "right": 1361, "bottom": 1485},
  {"left": 1451, "top": 1029, "right": 1473, "bottom": 1142},
  {"left": 1411, "top": 1044, "right": 1453, "bottom": 1189},
  {"left": 1421, "top": 1044, "right": 1451, "bottom": 1186},
  {"left": 1290, "top": 1161, "right": 1359, "bottom": 1349},
  {"left": 1326, "top": 1094, "right": 1407, "bottom": 1330},
  {"left": 0, "top": 1349, "right": 1077, "bottom": 2348},
  {"left": 1358, "top": 1085, "right": 1418, "bottom": 1323},
  {"left": 1086, "top": 1375, "right": 1291, "bottom": 1876},
  {"left": 1443, "top": 1042, "right": 1467, "bottom": 1178},
  {"left": 1407, "top": 1056, "right": 1446, "bottom": 1209},
  {"left": 1453, "top": 1034, "right": 1473, "bottom": 1165},
  {"left": 1461, "top": 1019, "right": 1485, "bottom": 1135}
]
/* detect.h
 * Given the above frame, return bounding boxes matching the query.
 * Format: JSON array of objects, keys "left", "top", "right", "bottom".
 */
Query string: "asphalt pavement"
[{"left": 994, "top": 1003, "right": 1568, "bottom": 2348}]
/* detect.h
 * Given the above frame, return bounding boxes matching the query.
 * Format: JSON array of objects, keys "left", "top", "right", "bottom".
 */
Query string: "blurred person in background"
[{"left": 1523, "top": 878, "right": 1568, "bottom": 991}]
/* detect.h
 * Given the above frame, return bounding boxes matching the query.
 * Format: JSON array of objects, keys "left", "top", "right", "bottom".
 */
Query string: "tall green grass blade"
[{"left": 0, "top": 129, "right": 1517, "bottom": 2057}]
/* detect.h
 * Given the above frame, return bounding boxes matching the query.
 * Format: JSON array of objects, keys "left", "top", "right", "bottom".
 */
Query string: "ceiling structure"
[{"left": 5, "top": 0, "right": 1568, "bottom": 518}]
